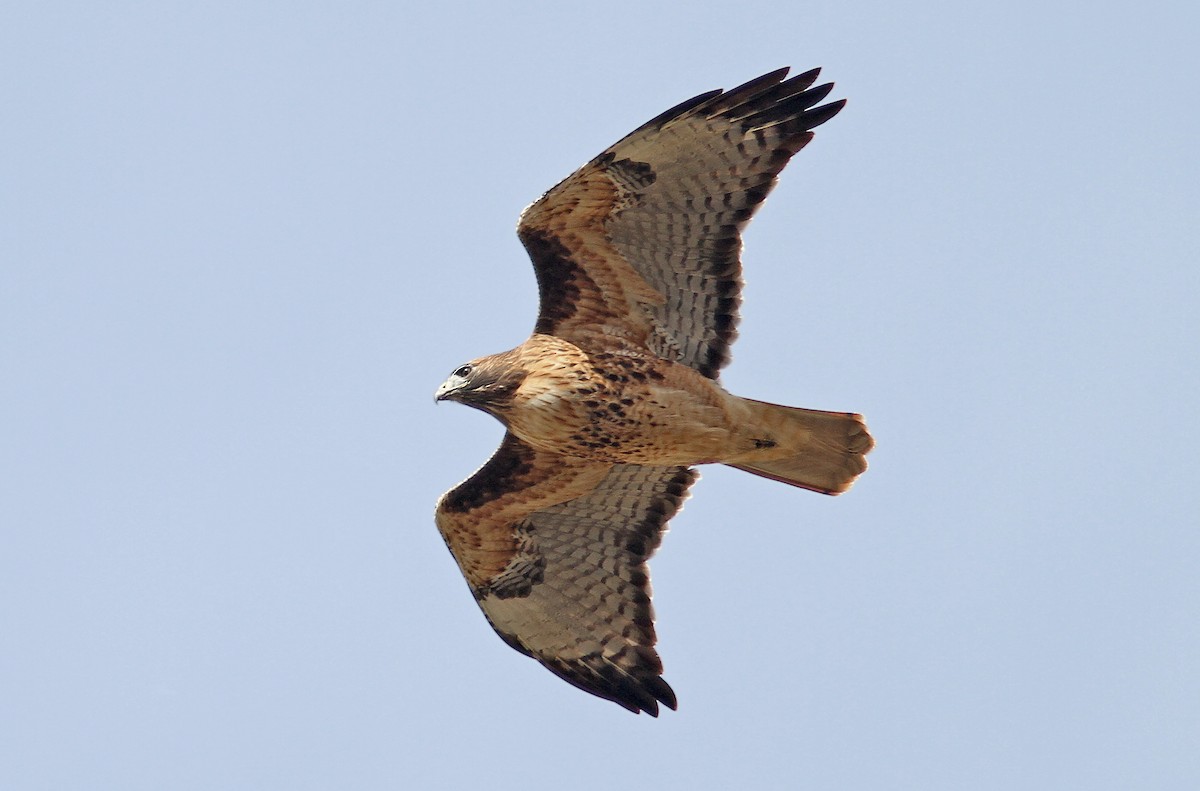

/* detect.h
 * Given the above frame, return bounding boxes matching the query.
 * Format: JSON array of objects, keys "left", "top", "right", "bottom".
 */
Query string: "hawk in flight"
[{"left": 434, "top": 67, "right": 872, "bottom": 715}]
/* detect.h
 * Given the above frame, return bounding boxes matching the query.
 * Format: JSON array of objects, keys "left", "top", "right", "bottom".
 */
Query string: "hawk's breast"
[{"left": 506, "top": 349, "right": 736, "bottom": 465}]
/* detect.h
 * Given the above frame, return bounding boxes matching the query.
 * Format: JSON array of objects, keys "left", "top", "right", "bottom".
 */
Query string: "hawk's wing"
[
  {"left": 518, "top": 66, "right": 844, "bottom": 378},
  {"left": 435, "top": 433, "right": 696, "bottom": 715}
]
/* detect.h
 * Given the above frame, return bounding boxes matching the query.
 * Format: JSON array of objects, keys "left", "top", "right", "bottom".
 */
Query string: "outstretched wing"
[
  {"left": 518, "top": 66, "right": 845, "bottom": 378},
  {"left": 435, "top": 433, "right": 696, "bottom": 715}
]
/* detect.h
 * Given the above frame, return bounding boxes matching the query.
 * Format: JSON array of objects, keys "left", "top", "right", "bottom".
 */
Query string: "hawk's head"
[{"left": 434, "top": 353, "right": 526, "bottom": 416}]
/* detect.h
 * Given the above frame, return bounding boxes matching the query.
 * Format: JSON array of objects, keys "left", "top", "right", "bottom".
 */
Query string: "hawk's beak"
[{"left": 434, "top": 378, "right": 458, "bottom": 403}]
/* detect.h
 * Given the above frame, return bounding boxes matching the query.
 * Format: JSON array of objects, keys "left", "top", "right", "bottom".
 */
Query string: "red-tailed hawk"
[{"left": 434, "top": 67, "right": 872, "bottom": 715}]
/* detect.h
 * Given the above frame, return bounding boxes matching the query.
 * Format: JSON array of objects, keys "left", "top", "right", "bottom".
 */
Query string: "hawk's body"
[{"left": 434, "top": 67, "right": 873, "bottom": 715}]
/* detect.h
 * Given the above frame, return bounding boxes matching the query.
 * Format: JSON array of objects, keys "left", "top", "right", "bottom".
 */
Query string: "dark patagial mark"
[
  {"left": 521, "top": 229, "right": 597, "bottom": 335},
  {"left": 440, "top": 438, "right": 535, "bottom": 514}
]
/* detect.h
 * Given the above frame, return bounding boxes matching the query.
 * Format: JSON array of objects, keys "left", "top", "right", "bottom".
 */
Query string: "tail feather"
[{"left": 727, "top": 398, "right": 873, "bottom": 494}]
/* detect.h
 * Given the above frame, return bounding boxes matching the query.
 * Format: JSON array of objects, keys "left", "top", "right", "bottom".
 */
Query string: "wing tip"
[
  {"left": 628, "top": 65, "right": 844, "bottom": 138},
  {"left": 604, "top": 674, "right": 679, "bottom": 717},
  {"left": 542, "top": 652, "right": 679, "bottom": 716},
  {"left": 806, "top": 96, "right": 847, "bottom": 129}
]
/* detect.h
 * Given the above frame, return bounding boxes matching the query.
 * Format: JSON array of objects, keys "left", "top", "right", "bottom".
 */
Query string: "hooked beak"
[{"left": 434, "top": 378, "right": 459, "bottom": 403}]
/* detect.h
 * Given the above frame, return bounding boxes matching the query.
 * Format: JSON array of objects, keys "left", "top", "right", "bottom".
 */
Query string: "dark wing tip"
[
  {"left": 789, "top": 66, "right": 822, "bottom": 90},
  {"left": 731, "top": 76, "right": 845, "bottom": 130},
  {"left": 546, "top": 656, "right": 678, "bottom": 716},
  {"left": 624, "top": 66, "right": 799, "bottom": 137},
  {"left": 724, "top": 66, "right": 793, "bottom": 98},
  {"left": 805, "top": 96, "right": 847, "bottom": 129}
]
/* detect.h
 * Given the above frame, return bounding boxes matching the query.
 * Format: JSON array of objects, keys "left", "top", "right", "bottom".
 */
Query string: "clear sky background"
[{"left": 2, "top": 2, "right": 1197, "bottom": 789}]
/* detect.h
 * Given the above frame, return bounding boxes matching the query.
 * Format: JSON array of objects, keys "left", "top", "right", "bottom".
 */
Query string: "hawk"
[{"left": 434, "top": 67, "right": 873, "bottom": 715}]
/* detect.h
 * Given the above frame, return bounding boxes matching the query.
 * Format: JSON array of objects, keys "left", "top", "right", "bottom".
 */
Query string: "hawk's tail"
[{"left": 726, "top": 398, "right": 874, "bottom": 495}]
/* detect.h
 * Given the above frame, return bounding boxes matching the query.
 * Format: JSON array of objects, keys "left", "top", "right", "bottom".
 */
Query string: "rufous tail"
[{"left": 726, "top": 398, "right": 874, "bottom": 495}]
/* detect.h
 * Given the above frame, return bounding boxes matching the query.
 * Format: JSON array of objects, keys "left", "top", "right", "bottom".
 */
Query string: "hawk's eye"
[{"left": 454, "top": 364, "right": 473, "bottom": 378}]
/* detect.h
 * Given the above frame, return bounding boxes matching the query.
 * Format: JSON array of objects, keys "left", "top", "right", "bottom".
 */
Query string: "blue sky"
[{"left": 2, "top": 2, "right": 1197, "bottom": 789}]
